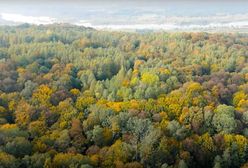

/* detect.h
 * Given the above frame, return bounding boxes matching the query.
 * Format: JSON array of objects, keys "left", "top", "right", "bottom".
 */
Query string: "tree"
[
  {"left": 0, "top": 152, "right": 18, "bottom": 168},
  {"left": 55, "top": 130, "right": 71, "bottom": 152},
  {"left": 21, "top": 80, "right": 37, "bottom": 99},
  {"left": 213, "top": 155, "right": 222, "bottom": 168},
  {"left": 15, "top": 100, "right": 34, "bottom": 129},
  {"left": 140, "top": 128, "right": 161, "bottom": 167},
  {"left": 242, "top": 111, "right": 248, "bottom": 125},
  {"left": 5, "top": 137, "right": 32, "bottom": 158},
  {"left": 166, "top": 120, "right": 188, "bottom": 140},
  {"left": 178, "top": 160, "right": 188, "bottom": 168},
  {"left": 69, "top": 119, "right": 86, "bottom": 151},
  {"left": 91, "top": 125, "right": 112, "bottom": 147},
  {"left": 212, "top": 105, "right": 237, "bottom": 133},
  {"left": 75, "top": 96, "right": 95, "bottom": 111},
  {"left": 100, "top": 140, "right": 134, "bottom": 167},
  {"left": 28, "top": 120, "right": 46, "bottom": 137},
  {"left": 126, "top": 117, "right": 152, "bottom": 161},
  {"left": 22, "top": 153, "right": 51, "bottom": 168},
  {"left": 52, "top": 153, "right": 91, "bottom": 168},
  {"left": 32, "top": 84, "right": 53, "bottom": 106},
  {"left": 0, "top": 106, "right": 8, "bottom": 124},
  {"left": 141, "top": 72, "right": 159, "bottom": 85}
]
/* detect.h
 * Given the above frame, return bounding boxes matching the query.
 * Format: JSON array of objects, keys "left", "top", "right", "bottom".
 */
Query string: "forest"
[{"left": 0, "top": 24, "right": 248, "bottom": 168}]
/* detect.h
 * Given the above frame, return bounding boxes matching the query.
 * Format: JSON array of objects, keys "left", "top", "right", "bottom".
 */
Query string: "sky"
[{"left": 0, "top": 0, "right": 248, "bottom": 31}]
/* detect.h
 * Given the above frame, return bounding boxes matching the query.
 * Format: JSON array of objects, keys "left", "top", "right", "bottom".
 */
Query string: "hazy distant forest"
[{"left": 0, "top": 24, "right": 248, "bottom": 168}]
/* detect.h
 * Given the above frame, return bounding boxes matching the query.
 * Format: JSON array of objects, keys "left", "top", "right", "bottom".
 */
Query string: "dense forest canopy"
[{"left": 0, "top": 24, "right": 248, "bottom": 168}]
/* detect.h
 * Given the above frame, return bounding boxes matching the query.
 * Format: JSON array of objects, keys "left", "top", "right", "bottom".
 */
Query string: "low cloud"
[
  {"left": 1, "top": 12, "right": 248, "bottom": 31},
  {"left": 76, "top": 21, "right": 248, "bottom": 31},
  {"left": 1, "top": 13, "right": 58, "bottom": 25}
]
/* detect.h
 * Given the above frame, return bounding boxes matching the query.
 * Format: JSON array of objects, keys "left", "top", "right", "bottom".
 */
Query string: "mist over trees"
[{"left": 0, "top": 24, "right": 248, "bottom": 168}]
